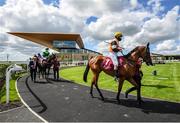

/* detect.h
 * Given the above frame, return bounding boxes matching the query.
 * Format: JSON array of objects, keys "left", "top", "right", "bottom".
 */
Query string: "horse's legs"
[
  {"left": 43, "top": 67, "right": 45, "bottom": 78},
  {"left": 125, "top": 76, "right": 143, "bottom": 103},
  {"left": 137, "top": 83, "right": 142, "bottom": 103},
  {"left": 125, "top": 86, "right": 142, "bottom": 102},
  {"left": 95, "top": 83, "right": 104, "bottom": 100},
  {"left": 137, "top": 79, "right": 143, "bottom": 104},
  {"left": 41, "top": 68, "right": 45, "bottom": 79},
  {"left": 125, "top": 87, "right": 136, "bottom": 98},
  {"left": 92, "top": 73, "right": 104, "bottom": 100},
  {"left": 125, "top": 77, "right": 141, "bottom": 98},
  {"left": 127, "top": 78, "right": 141, "bottom": 105},
  {"left": 43, "top": 68, "right": 46, "bottom": 79},
  {"left": 39, "top": 69, "right": 41, "bottom": 79},
  {"left": 90, "top": 74, "right": 95, "bottom": 97},
  {"left": 90, "top": 81, "right": 95, "bottom": 98},
  {"left": 45, "top": 67, "right": 50, "bottom": 78},
  {"left": 48, "top": 67, "right": 50, "bottom": 76},
  {"left": 116, "top": 78, "right": 124, "bottom": 103},
  {"left": 125, "top": 75, "right": 140, "bottom": 98}
]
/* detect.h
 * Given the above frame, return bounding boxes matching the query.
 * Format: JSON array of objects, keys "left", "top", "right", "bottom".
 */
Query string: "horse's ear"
[{"left": 147, "top": 42, "right": 149, "bottom": 47}]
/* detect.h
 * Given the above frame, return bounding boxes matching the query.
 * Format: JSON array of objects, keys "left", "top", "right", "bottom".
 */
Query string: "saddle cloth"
[{"left": 101, "top": 56, "right": 125, "bottom": 71}]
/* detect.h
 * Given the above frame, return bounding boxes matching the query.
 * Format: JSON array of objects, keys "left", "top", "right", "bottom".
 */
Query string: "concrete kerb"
[
  {"left": 0, "top": 105, "right": 24, "bottom": 114},
  {"left": 15, "top": 76, "right": 48, "bottom": 123}
]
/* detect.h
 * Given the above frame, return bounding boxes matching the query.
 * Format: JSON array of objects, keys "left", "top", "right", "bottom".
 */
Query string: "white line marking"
[
  {"left": 0, "top": 105, "right": 24, "bottom": 114},
  {"left": 15, "top": 77, "right": 48, "bottom": 123}
]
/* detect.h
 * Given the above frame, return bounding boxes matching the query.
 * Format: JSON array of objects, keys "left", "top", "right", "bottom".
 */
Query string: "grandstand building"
[
  {"left": 164, "top": 55, "right": 180, "bottom": 61},
  {"left": 151, "top": 53, "right": 166, "bottom": 64},
  {"left": 8, "top": 32, "right": 101, "bottom": 63},
  {"left": 151, "top": 53, "right": 180, "bottom": 64}
]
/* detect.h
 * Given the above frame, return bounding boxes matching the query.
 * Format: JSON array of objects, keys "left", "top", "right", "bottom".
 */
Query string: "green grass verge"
[
  {"left": 60, "top": 62, "right": 180, "bottom": 103},
  {"left": 0, "top": 73, "right": 26, "bottom": 104},
  {"left": 0, "top": 79, "right": 19, "bottom": 103}
]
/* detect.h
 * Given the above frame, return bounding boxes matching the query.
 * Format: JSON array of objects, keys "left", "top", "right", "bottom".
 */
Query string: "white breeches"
[{"left": 108, "top": 52, "right": 121, "bottom": 70}]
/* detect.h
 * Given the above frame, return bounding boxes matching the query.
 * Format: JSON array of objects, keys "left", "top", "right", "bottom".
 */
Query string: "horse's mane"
[{"left": 124, "top": 46, "right": 139, "bottom": 58}]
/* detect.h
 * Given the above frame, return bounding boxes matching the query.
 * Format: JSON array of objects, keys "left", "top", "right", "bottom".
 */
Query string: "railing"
[
  {"left": 152, "top": 59, "right": 180, "bottom": 64},
  {"left": 60, "top": 60, "right": 88, "bottom": 67}
]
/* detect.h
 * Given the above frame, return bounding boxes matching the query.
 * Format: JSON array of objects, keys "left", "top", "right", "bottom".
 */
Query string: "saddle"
[{"left": 102, "top": 56, "right": 126, "bottom": 71}]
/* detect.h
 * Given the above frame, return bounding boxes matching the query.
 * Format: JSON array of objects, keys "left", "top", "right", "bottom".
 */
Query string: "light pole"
[
  {"left": 6, "top": 64, "right": 23, "bottom": 104},
  {"left": 7, "top": 54, "right": 9, "bottom": 62}
]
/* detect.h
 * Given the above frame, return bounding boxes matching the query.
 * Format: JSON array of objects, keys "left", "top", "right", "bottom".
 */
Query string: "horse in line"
[
  {"left": 83, "top": 43, "right": 153, "bottom": 105},
  {"left": 36, "top": 54, "right": 56, "bottom": 79}
]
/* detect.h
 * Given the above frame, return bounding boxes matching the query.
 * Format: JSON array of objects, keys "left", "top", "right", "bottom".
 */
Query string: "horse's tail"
[{"left": 83, "top": 57, "right": 93, "bottom": 82}]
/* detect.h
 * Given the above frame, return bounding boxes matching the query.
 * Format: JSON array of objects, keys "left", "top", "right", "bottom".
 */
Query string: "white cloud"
[
  {"left": 0, "top": 0, "right": 83, "bottom": 60},
  {"left": 60, "top": 0, "right": 130, "bottom": 17},
  {"left": 147, "top": 0, "right": 165, "bottom": 15},
  {"left": 130, "top": 0, "right": 138, "bottom": 8},
  {"left": 126, "top": 6, "right": 179, "bottom": 47},
  {"left": 156, "top": 40, "right": 176, "bottom": 51},
  {"left": 85, "top": 10, "right": 151, "bottom": 41},
  {"left": 0, "top": 0, "right": 179, "bottom": 61},
  {"left": 96, "top": 41, "right": 109, "bottom": 55}
]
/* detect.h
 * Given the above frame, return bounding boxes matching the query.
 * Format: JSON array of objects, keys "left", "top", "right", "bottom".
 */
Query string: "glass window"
[{"left": 53, "top": 40, "right": 76, "bottom": 48}]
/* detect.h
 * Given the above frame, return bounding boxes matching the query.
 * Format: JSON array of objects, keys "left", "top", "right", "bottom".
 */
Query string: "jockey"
[
  {"left": 43, "top": 48, "right": 50, "bottom": 59},
  {"left": 37, "top": 53, "right": 43, "bottom": 59},
  {"left": 37, "top": 53, "right": 43, "bottom": 63},
  {"left": 109, "top": 32, "right": 123, "bottom": 81}
]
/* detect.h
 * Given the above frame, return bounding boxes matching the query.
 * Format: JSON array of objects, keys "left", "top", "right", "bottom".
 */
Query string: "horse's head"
[{"left": 140, "top": 42, "right": 153, "bottom": 66}]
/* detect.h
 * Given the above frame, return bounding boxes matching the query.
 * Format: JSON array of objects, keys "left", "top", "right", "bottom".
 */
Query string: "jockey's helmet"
[{"left": 114, "top": 32, "right": 123, "bottom": 38}]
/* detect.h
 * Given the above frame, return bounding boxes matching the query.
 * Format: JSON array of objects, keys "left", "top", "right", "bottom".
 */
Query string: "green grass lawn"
[
  {"left": 0, "top": 79, "right": 20, "bottom": 103},
  {"left": 0, "top": 64, "right": 27, "bottom": 104},
  {"left": 60, "top": 62, "right": 180, "bottom": 103},
  {"left": 0, "top": 73, "right": 26, "bottom": 104}
]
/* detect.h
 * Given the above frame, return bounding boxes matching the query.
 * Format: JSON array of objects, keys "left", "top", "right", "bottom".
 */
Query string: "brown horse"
[
  {"left": 36, "top": 54, "right": 56, "bottom": 78},
  {"left": 83, "top": 43, "right": 153, "bottom": 105}
]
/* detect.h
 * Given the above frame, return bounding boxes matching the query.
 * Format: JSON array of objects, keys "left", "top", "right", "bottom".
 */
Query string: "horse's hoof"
[
  {"left": 90, "top": 93, "right": 94, "bottom": 98},
  {"left": 140, "top": 100, "right": 145, "bottom": 103},
  {"left": 137, "top": 100, "right": 144, "bottom": 106},
  {"left": 125, "top": 93, "right": 128, "bottom": 98},
  {"left": 101, "top": 97, "right": 105, "bottom": 101},
  {"left": 116, "top": 98, "right": 120, "bottom": 103}
]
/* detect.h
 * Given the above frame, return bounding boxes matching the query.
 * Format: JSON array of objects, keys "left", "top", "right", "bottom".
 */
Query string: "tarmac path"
[{"left": 17, "top": 74, "right": 180, "bottom": 122}]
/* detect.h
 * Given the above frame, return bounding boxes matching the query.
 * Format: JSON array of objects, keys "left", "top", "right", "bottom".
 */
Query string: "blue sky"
[
  {"left": 0, "top": 1, "right": 5, "bottom": 6},
  {"left": 0, "top": 0, "right": 179, "bottom": 61},
  {"left": 139, "top": 0, "right": 179, "bottom": 12}
]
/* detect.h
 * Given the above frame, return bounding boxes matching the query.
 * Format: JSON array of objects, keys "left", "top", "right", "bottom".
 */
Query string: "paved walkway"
[
  {"left": 16, "top": 74, "right": 180, "bottom": 122},
  {"left": 0, "top": 105, "right": 42, "bottom": 122}
]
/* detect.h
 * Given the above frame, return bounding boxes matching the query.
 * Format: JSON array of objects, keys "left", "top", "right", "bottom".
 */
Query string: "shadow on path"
[
  {"left": 46, "top": 78, "right": 74, "bottom": 83},
  {"left": 25, "top": 76, "right": 47, "bottom": 113},
  {"left": 142, "top": 84, "right": 173, "bottom": 89},
  {"left": 92, "top": 96, "right": 180, "bottom": 115}
]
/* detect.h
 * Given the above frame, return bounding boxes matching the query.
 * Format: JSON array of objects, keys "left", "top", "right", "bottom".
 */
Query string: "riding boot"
[{"left": 114, "top": 69, "right": 120, "bottom": 82}]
